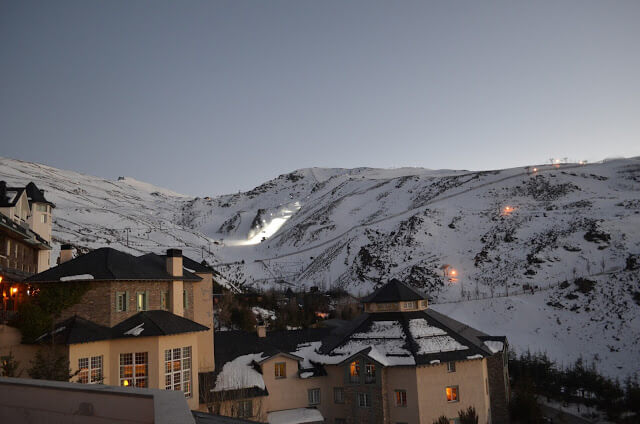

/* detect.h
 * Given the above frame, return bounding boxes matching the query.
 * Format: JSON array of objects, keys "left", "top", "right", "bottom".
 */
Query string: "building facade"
[
  {"left": 0, "top": 181, "right": 53, "bottom": 321},
  {"left": 22, "top": 247, "right": 215, "bottom": 410},
  {"left": 212, "top": 280, "right": 510, "bottom": 424}
]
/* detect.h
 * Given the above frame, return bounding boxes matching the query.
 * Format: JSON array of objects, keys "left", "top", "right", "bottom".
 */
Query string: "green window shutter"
[
  {"left": 115, "top": 292, "right": 122, "bottom": 312},
  {"left": 183, "top": 289, "right": 188, "bottom": 309},
  {"left": 125, "top": 291, "right": 130, "bottom": 311}
]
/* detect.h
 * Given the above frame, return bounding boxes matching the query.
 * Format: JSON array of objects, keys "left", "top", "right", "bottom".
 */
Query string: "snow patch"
[
  {"left": 214, "top": 353, "right": 266, "bottom": 392},
  {"left": 124, "top": 323, "right": 144, "bottom": 336},
  {"left": 484, "top": 341, "right": 504, "bottom": 354},
  {"left": 467, "top": 354, "right": 484, "bottom": 360},
  {"left": 60, "top": 274, "right": 94, "bottom": 281},
  {"left": 267, "top": 408, "right": 324, "bottom": 424}
]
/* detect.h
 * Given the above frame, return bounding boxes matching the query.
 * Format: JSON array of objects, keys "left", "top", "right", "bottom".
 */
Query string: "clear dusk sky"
[{"left": 1, "top": 1, "right": 639, "bottom": 196}]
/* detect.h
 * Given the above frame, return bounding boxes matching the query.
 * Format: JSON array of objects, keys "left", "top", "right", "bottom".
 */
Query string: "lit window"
[
  {"left": 136, "top": 292, "right": 148, "bottom": 311},
  {"left": 78, "top": 355, "right": 103, "bottom": 384},
  {"left": 357, "top": 392, "right": 371, "bottom": 408},
  {"left": 237, "top": 400, "right": 252, "bottom": 418},
  {"left": 308, "top": 388, "right": 321, "bottom": 405},
  {"left": 275, "top": 362, "right": 286, "bottom": 379},
  {"left": 165, "top": 346, "right": 192, "bottom": 397},
  {"left": 349, "top": 360, "right": 360, "bottom": 383},
  {"left": 365, "top": 363, "right": 376, "bottom": 383},
  {"left": 446, "top": 386, "right": 459, "bottom": 402},
  {"left": 395, "top": 390, "right": 407, "bottom": 407},
  {"left": 120, "top": 352, "right": 148, "bottom": 388},
  {"left": 40, "top": 215, "right": 47, "bottom": 223},
  {"left": 447, "top": 361, "right": 456, "bottom": 373},
  {"left": 334, "top": 387, "right": 344, "bottom": 403},
  {"left": 403, "top": 301, "right": 416, "bottom": 309}
]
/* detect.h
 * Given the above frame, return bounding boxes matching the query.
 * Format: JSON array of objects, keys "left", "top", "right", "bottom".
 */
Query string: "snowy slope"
[{"left": 1, "top": 156, "right": 639, "bottom": 378}]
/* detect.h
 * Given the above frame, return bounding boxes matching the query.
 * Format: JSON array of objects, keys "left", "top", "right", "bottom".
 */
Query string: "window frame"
[
  {"left": 357, "top": 392, "right": 371, "bottom": 408},
  {"left": 403, "top": 301, "right": 416, "bottom": 309},
  {"left": 78, "top": 355, "right": 103, "bottom": 384},
  {"left": 395, "top": 389, "right": 407, "bottom": 407},
  {"left": 447, "top": 361, "right": 456, "bottom": 373},
  {"left": 333, "top": 387, "right": 345, "bottom": 404},
  {"left": 446, "top": 385, "right": 459, "bottom": 403},
  {"left": 165, "top": 346, "right": 192, "bottom": 398},
  {"left": 136, "top": 291, "right": 149, "bottom": 311},
  {"left": 349, "top": 360, "right": 360, "bottom": 383},
  {"left": 308, "top": 388, "right": 321, "bottom": 406},
  {"left": 365, "top": 363, "right": 376, "bottom": 384},
  {"left": 119, "top": 352, "right": 148, "bottom": 388},
  {"left": 275, "top": 362, "right": 286, "bottom": 379},
  {"left": 160, "top": 291, "right": 169, "bottom": 310},
  {"left": 237, "top": 400, "right": 253, "bottom": 418},
  {"left": 116, "top": 291, "right": 128, "bottom": 312}
]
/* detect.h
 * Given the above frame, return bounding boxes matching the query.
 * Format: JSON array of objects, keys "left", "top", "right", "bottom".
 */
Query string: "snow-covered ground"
[{"left": 1, "top": 156, "right": 639, "bottom": 379}]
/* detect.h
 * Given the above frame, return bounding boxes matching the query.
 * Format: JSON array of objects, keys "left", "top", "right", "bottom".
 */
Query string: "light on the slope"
[{"left": 533, "top": 167, "right": 538, "bottom": 173}]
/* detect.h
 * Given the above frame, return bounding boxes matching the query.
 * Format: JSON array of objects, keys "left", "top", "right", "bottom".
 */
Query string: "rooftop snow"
[
  {"left": 267, "top": 408, "right": 324, "bottom": 424},
  {"left": 415, "top": 336, "right": 468, "bottom": 355},
  {"left": 351, "top": 321, "right": 404, "bottom": 339},
  {"left": 60, "top": 274, "right": 94, "bottom": 282},
  {"left": 408, "top": 319, "right": 447, "bottom": 337},
  {"left": 214, "top": 353, "right": 266, "bottom": 392},
  {"left": 484, "top": 341, "right": 504, "bottom": 354},
  {"left": 124, "top": 323, "right": 144, "bottom": 337}
]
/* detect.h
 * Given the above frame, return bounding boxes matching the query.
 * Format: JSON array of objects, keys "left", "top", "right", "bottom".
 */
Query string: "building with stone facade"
[
  {"left": 19, "top": 246, "right": 215, "bottom": 410},
  {"left": 0, "top": 180, "right": 53, "bottom": 322},
  {"left": 212, "top": 280, "right": 510, "bottom": 424}
]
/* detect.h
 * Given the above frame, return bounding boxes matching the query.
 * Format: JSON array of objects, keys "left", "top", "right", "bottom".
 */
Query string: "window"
[
  {"left": 365, "top": 363, "right": 376, "bottom": 383},
  {"left": 377, "top": 303, "right": 392, "bottom": 311},
  {"left": 160, "top": 291, "right": 169, "bottom": 310},
  {"left": 395, "top": 390, "right": 407, "bottom": 407},
  {"left": 36, "top": 204, "right": 47, "bottom": 212},
  {"left": 40, "top": 214, "right": 47, "bottom": 223},
  {"left": 403, "top": 301, "right": 416, "bottom": 309},
  {"left": 78, "top": 355, "right": 103, "bottom": 384},
  {"left": 237, "top": 400, "right": 252, "bottom": 418},
  {"left": 357, "top": 392, "right": 371, "bottom": 408},
  {"left": 120, "top": 352, "right": 148, "bottom": 388},
  {"left": 447, "top": 361, "right": 456, "bottom": 373},
  {"left": 116, "top": 292, "right": 128, "bottom": 312},
  {"left": 449, "top": 419, "right": 461, "bottom": 424},
  {"left": 349, "top": 360, "right": 360, "bottom": 383},
  {"left": 136, "top": 291, "right": 148, "bottom": 311},
  {"left": 334, "top": 387, "right": 344, "bottom": 403},
  {"left": 183, "top": 289, "right": 188, "bottom": 309},
  {"left": 165, "top": 346, "right": 192, "bottom": 397},
  {"left": 308, "top": 388, "right": 320, "bottom": 405},
  {"left": 275, "top": 362, "right": 286, "bottom": 379},
  {"left": 446, "top": 386, "right": 459, "bottom": 402}
]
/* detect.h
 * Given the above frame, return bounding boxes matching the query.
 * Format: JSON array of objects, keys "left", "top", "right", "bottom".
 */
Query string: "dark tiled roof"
[
  {"left": 25, "top": 248, "right": 203, "bottom": 283},
  {"left": 147, "top": 253, "right": 213, "bottom": 274},
  {"left": 361, "top": 278, "right": 427, "bottom": 303},
  {"left": 37, "top": 311, "right": 208, "bottom": 345},
  {"left": 35, "top": 316, "right": 112, "bottom": 344},
  {"left": 321, "top": 309, "right": 494, "bottom": 365},
  {"left": 25, "top": 182, "right": 55, "bottom": 207},
  {"left": 111, "top": 310, "right": 209, "bottom": 339}
]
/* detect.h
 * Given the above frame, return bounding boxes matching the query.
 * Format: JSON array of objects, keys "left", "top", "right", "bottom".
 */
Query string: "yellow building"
[
  {"left": 212, "top": 279, "right": 510, "bottom": 424},
  {"left": 22, "top": 247, "right": 215, "bottom": 411}
]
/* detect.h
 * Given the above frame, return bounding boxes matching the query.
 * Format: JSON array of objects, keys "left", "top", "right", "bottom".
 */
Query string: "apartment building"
[
  {"left": 0, "top": 181, "right": 53, "bottom": 321},
  {"left": 21, "top": 246, "right": 215, "bottom": 410},
  {"left": 212, "top": 280, "right": 510, "bottom": 424}
]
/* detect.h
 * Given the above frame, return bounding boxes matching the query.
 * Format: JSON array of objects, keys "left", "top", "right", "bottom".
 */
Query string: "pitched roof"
[
  {"left": 37, "top": 311, "right": 209, "bottom": 345},
  {"left": 25, "top": 182, "right": 55, "bottom": 207},
  {"left": 361, "top": 278, "right": 427, "bottom": 303},
  {"left": 25, "top": 248, "right": 203, "bottom": 283},
  {"left": 145, "top": 253, "right": 212, "bottom": 274},
  {"left": 35, "top": 315, "right": 112, "bottom": 344},
  {"left": 111, "top": 310, "right": 209, "bottom": 339}
]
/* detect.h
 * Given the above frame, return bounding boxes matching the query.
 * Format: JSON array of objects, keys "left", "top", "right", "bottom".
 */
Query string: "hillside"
[{"left": 1, "top": 156, "right": 639, "bottom": 378}]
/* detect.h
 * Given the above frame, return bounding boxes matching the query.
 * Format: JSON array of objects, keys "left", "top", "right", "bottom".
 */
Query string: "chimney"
[
  {"left": 166, "top": 249, "right": 184, "bottom": 316},
  {"left": 59, "top": 244, "right": 73, "bottom": 264},
  {"left": 256, "top": 323, "right": 267, "bottom": 338}
]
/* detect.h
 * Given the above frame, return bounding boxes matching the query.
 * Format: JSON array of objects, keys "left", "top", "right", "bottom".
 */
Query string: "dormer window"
[
  {"left": 403, "top": 301, "right": 416, "bottom": 309},
  {"left": 349, "top": 360, "right": 360, "bottom": 383}
]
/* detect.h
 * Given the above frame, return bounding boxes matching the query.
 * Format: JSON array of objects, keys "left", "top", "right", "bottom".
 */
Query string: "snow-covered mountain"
[{"left": 1, "top": 156, "right": 639, "bottom": 379}]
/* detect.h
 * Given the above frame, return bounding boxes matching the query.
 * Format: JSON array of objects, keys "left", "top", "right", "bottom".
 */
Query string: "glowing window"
[
  {"left": 349, "top": 360, "right": 360, "bottom": 383},
  {"left": 275, "top": 362, "right": 286, "bottom": 378},
  {"left": 165, "top": 346, "right": 192, "bottom": 397},
  {"left": 446, "top": 386, "right": 459, "bottom": 402},
  {"left": 395, "top": 390, "right": 407, "bottom": 407},
  {"left": 78, "top": 355, "right": 102, "bottom": 384},
  {"left": 120, "top": 352, "right": 147, "bottom": 388}
]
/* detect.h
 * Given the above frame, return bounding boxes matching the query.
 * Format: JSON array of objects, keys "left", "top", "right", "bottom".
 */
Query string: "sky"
[{"left": 1, "top": 1, "right": 639, "bottom": 196}]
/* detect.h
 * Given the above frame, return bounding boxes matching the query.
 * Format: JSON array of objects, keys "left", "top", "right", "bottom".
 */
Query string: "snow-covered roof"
[
  {"left": 267, "top": 408, "right": 324, "bottom": 424},
  {"left": 214, "top": 353, "right": 266, "bottom": 393}
]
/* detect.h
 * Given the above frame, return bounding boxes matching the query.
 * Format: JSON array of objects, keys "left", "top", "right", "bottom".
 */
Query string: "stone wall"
[{"left": 487, "top": 352, "right": 510, "bottom": 424}]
